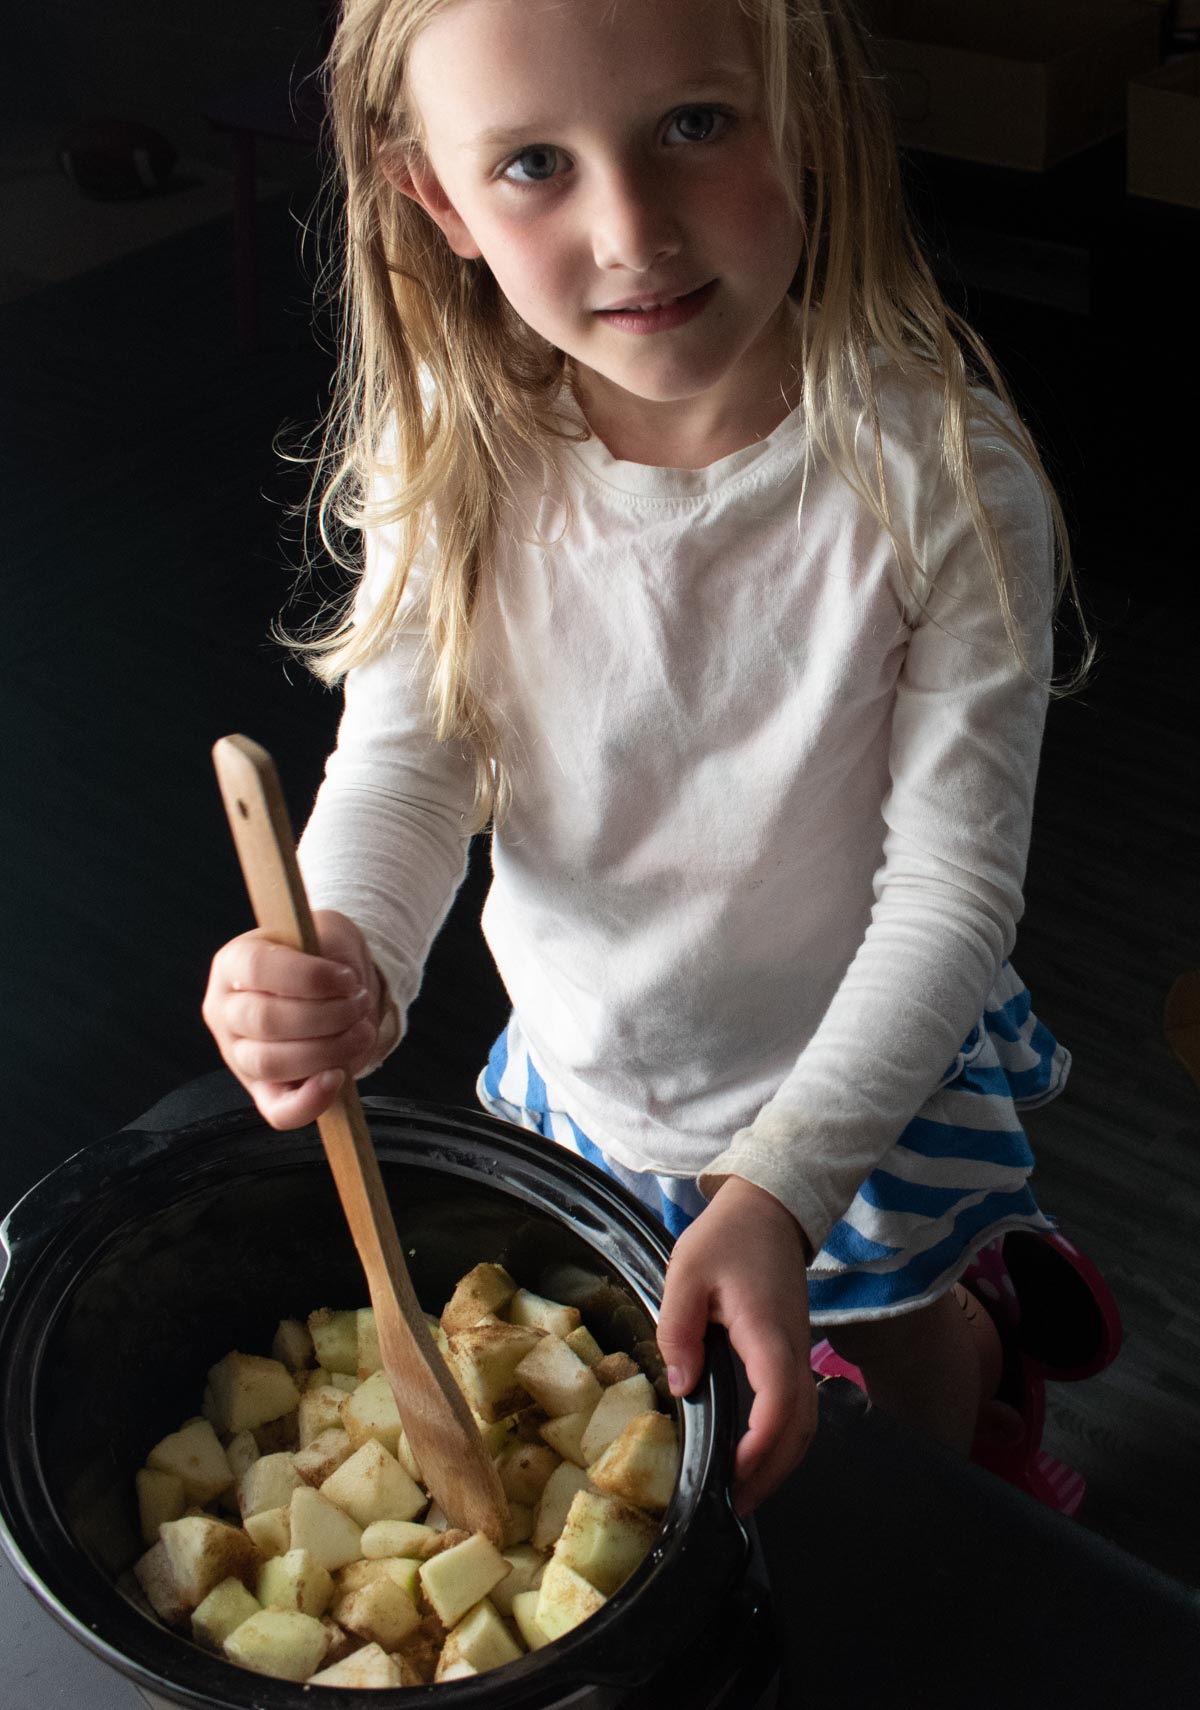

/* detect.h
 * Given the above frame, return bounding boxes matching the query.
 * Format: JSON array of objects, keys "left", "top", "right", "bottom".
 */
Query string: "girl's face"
[{"left": 399, "top": 0, "right": 804, "bottom": 458}]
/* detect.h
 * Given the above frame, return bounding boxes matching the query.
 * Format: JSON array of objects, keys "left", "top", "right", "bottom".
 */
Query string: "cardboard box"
[
  {"left": 1128, "top": 56, "right": 1200, "bottom": 207},
  {"left": 865, "top": 2, "right": 1164, "bottom": 170}
]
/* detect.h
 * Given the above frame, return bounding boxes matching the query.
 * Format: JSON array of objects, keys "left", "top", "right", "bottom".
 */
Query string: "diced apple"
[
  {"left": 320, "top": 1438, "right": 426, "bottom": 1528},
  {"left": 552, "top": 1488, "right": 656, "bottom": 1596},
  {"left": 133, "top": 1541, "right": 191, "bottom": 1626},
  {"left": 327, "top": 1372, "right": 359, "bottom": 1394},
  {"left": 495, "top": 1441, "right": 561, "bottom": 1506},
  {"left": 419, "top": 1532, "right": 511, "bottom": 1629},
  {"left": 135, "top": 1468, "right": 185, "bottom": 1546},
  {"left": 291, "top": 1426, "right": 354, "bottom": 1486},
  {"left": 271, "top": 1317, "right": 314, "bottom": 1370},
  {"left": 225, "top": 1430, "right": 260, "bottom": 1481},
  {"left": 252, "top": 1411, "right": 299, "bottom": 1454},
  {"left": 564, "top": 1325, "right": 604, "bottom": 1367},
  {"left": 339, "top": 1369, "right": 403, "bottom": 1456},
  {"left": 191, "top": 1576, "right": 260, "bottom": 1649},
  {"left": 511, "top": 1588, "right": 553, "bottom": 1651},
  {"left": 436, "top": 1598, "right": 523, "bottom": 1677},
  {"left": 539, "top": 1408, "right": 594, "bottom": 1469},
  {"left": 309, "top": 1642, "right": 405, "bottom": 1687},
  {"left": 395, "top": 1428, "right": 424, "bottom": 1484},
  {"left": 243, "top": 1505, "right": 290, "bottom": 1559},
  {"left": 223, "top": 1608, "right": 329, "bottom": 1681},
  {"left": 514, "top": 1338, "right": 602, "bottom": 1419},
  {"left": 490, "top": 1544, "right": 547, "bottom": 1618},
  {"left": 448, "top": 1323, "right": 543, "bottom": 1423},
  {"left": 158, "top": 1515, "right": 258, "bottom": 1609},
  {"left": 298, "top": 1386, "right": 347, "bottom": 1447},
  {"left": 256, "top": 1548, "right": 335, "bottom": 1618},
  {"left": 237, "top": 1451, "right": 304, "bottom": 1520},
  {"left": 317, "top": 1617, "right": 359, "bottom": 1668},
  {"left": 437, "top": 1657, "right": 480, "bottom": 1679},
  {"left": 357, "top": 1307, "right": 382, "bottom": 1377},
  {"left": 507, "top": 1288, "right": 582, "bottom": 1338},
  {"left": 530, "top": 1462, "right": 591, "bottom": 1552},
  {"left": 579, "top": 1374, "right": 656, "bottom": 1464},
  {"left": 146, "top": 1417, "right": 233, "bottom": 1505},
  {"left": 360, "top": 1520, "right": 442, "bottom": 1560},
  {"left": 587, "top": 1411, "right": 680, "bottom": 1512},
  {"left": 592, "top": 1351, "right": 640, "bottom": 1387},
  {"left": 334, "top": 1572, "right": 421, "bottom": 1649},
  {"left": 204, "top": 1352, "right": 300, "bottom": 1436},
  {"left": 441, "top": 1263, "right": 518, "bottom": 1334},
  {"left": 308, "top": 1308, "right": 360, "bottom": 1375},
  {"left": 535, "top": 1558, "right": 606, "bottom": 1640},
  {"left": 289, "top": 1486, "right": 364, "bottom": 1572}
]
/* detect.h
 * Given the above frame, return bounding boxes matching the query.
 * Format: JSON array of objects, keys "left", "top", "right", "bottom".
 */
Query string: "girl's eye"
[
  {"left": 501, "top": 145, "right": 566, "bottom": 186},
  {"left": 664, "top": 106, "right": 729, "bottom": 145}
]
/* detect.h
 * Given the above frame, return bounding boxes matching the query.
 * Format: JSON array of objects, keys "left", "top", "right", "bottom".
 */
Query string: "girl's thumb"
[{"left": 655, "top": 1260, "right": 709, "bottom": 1398}]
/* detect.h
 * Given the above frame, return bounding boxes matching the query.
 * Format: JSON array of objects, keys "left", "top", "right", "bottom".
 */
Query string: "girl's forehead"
[{"left": 406, "top": 0, "right": 759, "bottom": 122}]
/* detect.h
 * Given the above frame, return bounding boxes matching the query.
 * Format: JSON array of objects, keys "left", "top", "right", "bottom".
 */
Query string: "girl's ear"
[{"left": 380, "top": 152, "right": 482, "bottom": 260}]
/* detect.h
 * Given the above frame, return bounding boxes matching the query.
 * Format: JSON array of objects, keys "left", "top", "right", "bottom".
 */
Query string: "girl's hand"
[
  {"left": 655, "top": 1176, "right": 817, "bottom": 1515},
  {"left": 202, "top": 910, "right": 385, "bottom": 1130}
]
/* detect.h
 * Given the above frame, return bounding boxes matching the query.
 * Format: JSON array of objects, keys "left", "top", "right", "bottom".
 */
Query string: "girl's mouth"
[{"left": 593, "top": 280, "right": 717, "bottom": 334}]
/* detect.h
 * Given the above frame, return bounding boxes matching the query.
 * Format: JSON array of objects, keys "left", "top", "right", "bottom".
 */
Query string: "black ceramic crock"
[{"left": 0, "top": 1095, "right": 776, "bottom": 1709}]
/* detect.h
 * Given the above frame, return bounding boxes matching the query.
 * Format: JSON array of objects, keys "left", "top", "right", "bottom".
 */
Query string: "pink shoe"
[{"left": 964, "top": 1229, "right": 1123, "bottom": 1384}]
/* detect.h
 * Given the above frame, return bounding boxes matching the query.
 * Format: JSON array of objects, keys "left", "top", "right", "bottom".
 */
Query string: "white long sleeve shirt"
[{"left": 297, "top": 366, "right": 1054, "bottom": 1254}]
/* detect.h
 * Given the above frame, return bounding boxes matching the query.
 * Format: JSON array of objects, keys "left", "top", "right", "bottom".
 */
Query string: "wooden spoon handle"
[{"left": 212, "top": 733, "right": 507, "bottom": 1544}]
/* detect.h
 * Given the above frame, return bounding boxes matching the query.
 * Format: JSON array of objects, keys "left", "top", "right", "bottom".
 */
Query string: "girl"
[{"left": 204, "top": 0, "right": 1114, "bottom": 1514}]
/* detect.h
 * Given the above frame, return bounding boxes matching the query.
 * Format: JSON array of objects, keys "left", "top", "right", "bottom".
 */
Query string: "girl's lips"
[{"left": 593, "top": 279, "right": 717, "bottom": 333}]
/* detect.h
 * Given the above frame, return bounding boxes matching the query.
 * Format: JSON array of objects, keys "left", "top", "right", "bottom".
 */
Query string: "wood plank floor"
[{"left": 2, "top": 187, "right": 1197, "bottom": 1587}]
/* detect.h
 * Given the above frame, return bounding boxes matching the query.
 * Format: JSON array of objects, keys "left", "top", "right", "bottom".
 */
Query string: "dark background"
[{"left": 2, "top": 2, "right": 1198, "bottom": 1590}]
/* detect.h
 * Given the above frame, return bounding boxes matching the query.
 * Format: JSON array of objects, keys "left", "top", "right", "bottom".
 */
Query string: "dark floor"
[{"left": 2, "top": 143, "right": 1198, "bottom": 1588}]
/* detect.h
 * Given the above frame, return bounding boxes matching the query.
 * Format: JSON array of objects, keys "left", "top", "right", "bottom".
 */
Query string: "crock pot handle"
[{"left": 0, "top": 1124, "right": 179, "bottom": 1285}]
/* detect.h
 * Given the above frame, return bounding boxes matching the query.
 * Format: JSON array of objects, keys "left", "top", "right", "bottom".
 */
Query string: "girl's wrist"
[{"left": 714, "top": 1173, "right": 814, "bottom": 1265}]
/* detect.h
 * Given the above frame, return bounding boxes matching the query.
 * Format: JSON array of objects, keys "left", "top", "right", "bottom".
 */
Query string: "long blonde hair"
[{"left": 293, "top": 0, "right": 1091, "bottom": 827}]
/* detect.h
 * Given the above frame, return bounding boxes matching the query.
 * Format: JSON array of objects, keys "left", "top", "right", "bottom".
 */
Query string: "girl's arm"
[{"left": 699, "top": 430, "right": 1057, "bottom": 1261}]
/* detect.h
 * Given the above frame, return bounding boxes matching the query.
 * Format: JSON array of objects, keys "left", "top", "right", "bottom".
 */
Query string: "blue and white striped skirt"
[{"left": 477, "top": 962, "right": 1067, "bottom": 1325}]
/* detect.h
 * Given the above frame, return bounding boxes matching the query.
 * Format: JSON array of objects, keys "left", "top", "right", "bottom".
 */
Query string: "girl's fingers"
[
  {"left": 224, "top": 987, "right": 372, "bottom": 1044},
  {"left": 229, "top": 1016, "right": 379, "bottom": 1088},
  {"left": 255, "top": 1070, "right": 346, "bottom": 1132},
  {"left": 224, "top": 936, "right": 363, "bottom": 1001},
  {"left": 656, "top": 1246, "right": 713, "bottom": 1397},
  {"left": 725, "top": 1315, "right": 816, "bottom": 1512}
]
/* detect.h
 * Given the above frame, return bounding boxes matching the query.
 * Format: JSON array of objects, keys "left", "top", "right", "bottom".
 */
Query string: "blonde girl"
[{"left": 204, "top": 0, "right": 1106, "bottom": 1513}]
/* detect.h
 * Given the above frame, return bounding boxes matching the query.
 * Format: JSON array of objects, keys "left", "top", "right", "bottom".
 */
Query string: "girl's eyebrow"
[{"left": 468, "top": 67, "right": 757, "bottom": 152}]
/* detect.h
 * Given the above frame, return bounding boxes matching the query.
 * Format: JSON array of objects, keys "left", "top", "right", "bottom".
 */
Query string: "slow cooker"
[{"left": 0, "top": 1093, "right": 777, "bottom": 1708}]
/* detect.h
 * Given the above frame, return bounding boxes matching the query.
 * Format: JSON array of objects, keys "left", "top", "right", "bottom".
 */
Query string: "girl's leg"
[{"left": 824, "top": 1288, "right": 992, "bottom": 1457}]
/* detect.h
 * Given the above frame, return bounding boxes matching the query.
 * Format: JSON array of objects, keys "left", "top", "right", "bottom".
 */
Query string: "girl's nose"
[{"left": 589, "top": 165, "right": 682, "bottom": 274}]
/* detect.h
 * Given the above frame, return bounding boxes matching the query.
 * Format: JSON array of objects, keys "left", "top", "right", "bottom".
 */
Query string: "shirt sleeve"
[
  {"left": 698, "top": 433, "right": 1056, "bottom": 1254},
  {"left": 296, "top": 515, "right": 477, "bottom": 1058}
]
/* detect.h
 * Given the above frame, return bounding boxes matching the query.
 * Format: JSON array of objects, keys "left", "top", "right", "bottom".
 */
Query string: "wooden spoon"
[{"left": 212, "top": 733, "right": 508, "bottom": 1546}]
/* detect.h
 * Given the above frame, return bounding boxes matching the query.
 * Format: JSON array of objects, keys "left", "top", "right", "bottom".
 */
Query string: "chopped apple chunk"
[
  {"left": 334, "top": 1572, "right": 421, "bottom": 1649},
  {"left": 588, "top": 1411, "right": 680, "bottom": 1512},
  {"left": 136, "top": 1468, "right": 185, "bottom": 1546},
  {"left": 191, "top": 1575, "right": 260, "bottom": 1649},
  {"left": 309, "top": 1642, "right": 406, "bottom": 1687},
  {"left": 514, "top": 1336, "right": 603, "bottom": 1418},
  {"left": 339, "top": 1369, "right": 403, "bottom": 1456},
  {"left": 288, "top": 1486, "right": 364, "bottom": 1573},
  {"left": 580, "top": 1373, "right": 657, "bottom": 1463},
  {"left": 204, "top": 1352, "right": 300, "bottom": 1436},
  {"left": 448, "top": 1322, "right": 543, "bottom": 1423},
  {"left": 535, "top": 1558, "right": 606, "bottom": 1639},
  {"left": 223, "top": 1608, "right": 329, "bottom": 1681},
  {"left": 146, "top": 1418, "right": 232, "bottom": 1506},
  {"left": 552, "top": 1488, "right": 657, "bottom": 1596},
  {"left": 419, "top": 1532, "right": 511, "bottom": 1629},
  {"left": 256, "top": 1548, "right": 335, "bottom": 1618},
  {"left": 441, "top": 1262, "right": 518, "bottom": 1334},
  {"left": 307, "top": 1308, "right": 359, "bottom": 1375},
  {"left": 157, "top": 1515, "right": 258, "bottom": 1609},
  {"left": 437, "top": 1598, "right": 522, "bottom": 1677},
  {"left": 507, "top": 1288, "right": 582, "bottom": 1338},
  {"left": 320, "top": 1438, "right": 426, "bottom": 1528}
]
